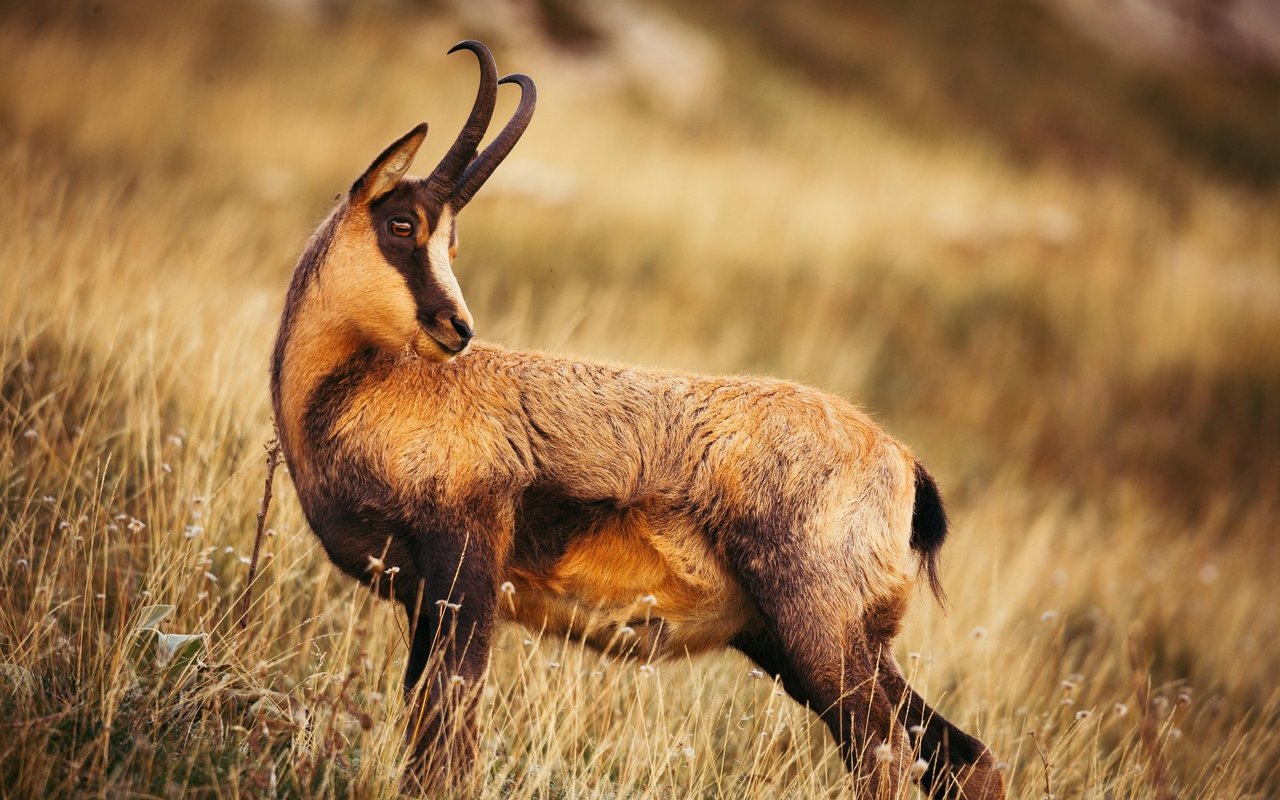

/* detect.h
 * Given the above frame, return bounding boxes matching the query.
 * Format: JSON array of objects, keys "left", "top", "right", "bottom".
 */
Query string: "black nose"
[{"left": 450, "top": 316, "right": 474, "bottom": 345}]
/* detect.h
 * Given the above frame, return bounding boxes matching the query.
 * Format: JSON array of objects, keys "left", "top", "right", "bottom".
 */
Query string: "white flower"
[
  {"left": 748, "top": 668, "right": 765, "bottom": 679},
  {"left": 638, "top": 664, "right": 655, "bottom": 677},
  {"left": 910, "top": 758, "right": 929, "bottom": 779},
  {"left": 873, "top": 742, "right": 894, "bottom": 763},
  {"left": 366, "top": 555, "right": 385, "bottom": 574},
  {"left": 499, "top": 581, "right": 515, "bottom": 595},
  {"left": 638, "top": 594, "right": 657, "bottom": 607},
  {"left": 619, "top": 626, "right": 636, "bottom": 638}
]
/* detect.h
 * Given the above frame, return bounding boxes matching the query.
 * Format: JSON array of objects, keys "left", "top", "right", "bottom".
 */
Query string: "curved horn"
[
  {"left": 425, "top": 40, "right": 498, "bottom": 204},
  {"left": 449, "top": 73, "right": 537, "bottom": 212}
]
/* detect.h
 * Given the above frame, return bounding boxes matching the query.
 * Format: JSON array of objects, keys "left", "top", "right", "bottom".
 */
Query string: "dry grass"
[{"left": 2, "top": 1, "right": 1279, "bottom": 797}]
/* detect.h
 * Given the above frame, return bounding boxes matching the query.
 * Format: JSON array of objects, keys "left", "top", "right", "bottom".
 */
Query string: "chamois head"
[{"left": 328, "top": 41, "right": 535, "bottom": 361}]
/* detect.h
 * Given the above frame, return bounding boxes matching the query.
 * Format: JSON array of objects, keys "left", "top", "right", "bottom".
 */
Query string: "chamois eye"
[{"left": 388, "top": 219, "right": 414, "bottom": 237}]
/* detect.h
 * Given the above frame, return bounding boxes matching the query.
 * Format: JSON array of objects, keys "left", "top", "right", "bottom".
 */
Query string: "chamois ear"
[{"left": 350, "top": 122, "right": 428, "bottom": 204}]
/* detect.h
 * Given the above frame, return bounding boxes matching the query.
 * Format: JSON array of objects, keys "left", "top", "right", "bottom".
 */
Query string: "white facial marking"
[{"left": 426, "top": 206, "right": 469, "bottom": 316}]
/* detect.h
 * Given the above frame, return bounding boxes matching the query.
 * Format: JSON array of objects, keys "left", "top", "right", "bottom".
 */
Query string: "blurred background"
[{"left": 2, "top": 0, "right": 1278, "bottom": 797}]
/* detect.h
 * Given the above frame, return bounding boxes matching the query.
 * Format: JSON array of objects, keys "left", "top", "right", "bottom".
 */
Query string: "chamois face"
[{"left": 340, "top": 123, "right": 475, "bottom": 362}]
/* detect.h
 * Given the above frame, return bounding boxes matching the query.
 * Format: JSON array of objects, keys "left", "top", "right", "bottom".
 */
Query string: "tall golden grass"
[{"left": 2, "top": 2, "right": 1278, "bottom": 797}]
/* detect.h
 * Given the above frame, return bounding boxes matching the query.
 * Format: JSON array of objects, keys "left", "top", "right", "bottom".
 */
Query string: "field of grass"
[{"left": 2, "top": 1, "right": 1279, "bottom": 797}]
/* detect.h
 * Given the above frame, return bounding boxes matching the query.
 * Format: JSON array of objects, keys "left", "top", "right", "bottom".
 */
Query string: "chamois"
[{"left": 270, "top": 40, "right": 1004, "bottom": 799}]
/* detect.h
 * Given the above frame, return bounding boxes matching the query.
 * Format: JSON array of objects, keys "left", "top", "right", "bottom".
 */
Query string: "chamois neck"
[
  {"left": 270, "top": 208, "right": 360, "bottom": 475},
  {"left": 273, "top": 293, "right": 366, "bottom": 474}
]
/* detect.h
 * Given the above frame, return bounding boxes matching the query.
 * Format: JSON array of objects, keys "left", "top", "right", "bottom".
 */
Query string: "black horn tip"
[
  {"left": 448, "top": 39, "right": 492, "bottom": 58},
  {"left": 498, "top": 73, "right": 534, "bottom": 89}
]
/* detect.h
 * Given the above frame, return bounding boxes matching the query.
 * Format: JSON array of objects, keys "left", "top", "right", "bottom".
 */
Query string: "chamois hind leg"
[
  {"left": 875, "top": 650, "right": 1005, "bottom": 800},
  {"left": 398, "top": 522, "right": 499, "bottom": 794},
  {"left": 726, "top": 549, "right": 914, "bottom": 797}
]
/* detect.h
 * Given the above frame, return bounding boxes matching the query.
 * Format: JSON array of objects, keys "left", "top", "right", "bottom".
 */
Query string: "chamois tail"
[{"left": 910, "top": 462, "right": 949, "bottom": 608}]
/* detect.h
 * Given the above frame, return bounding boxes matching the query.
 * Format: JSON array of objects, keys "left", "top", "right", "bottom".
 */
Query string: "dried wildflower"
[
  {"left": 15, "top": 558, "right": 28, "bottom": 569},
  {"left": 639, "top": 594, "right": 658, "bottom": 607},
  {"left": 748, "top": 668, "right": 765, "bottom": 679},
  {"left": 23, "top": 428, "right": 38, "bottom": 440},
  {"left": 435, "top": 599, "right": 461, "bottom": 611},
  {"left": 1040, "top": 610, "right": 1058, "bottom": 622},
  {"left": 449, "top": 674, "right": 465, "bottom": 686},
  {"left": 366, "top": 555, "right": 385, "bottom": 574},
  {"left": 874, "top": 742, "right": 894, "bottom": 763},
  {"left": 638, "top": 664, "right": 655, "bottom": 677},
  {"left": 385, "top": 565, "right": 399, "bottom": 575},
  {"left": 681, "top": 745, "right": 695, "bottom": 761},
  {"left": 910, "top": 758, "right": 929, "bottom": 779},
  {"left": 127, "top": 517, "right": 145, "bottom": 533},
  {"left": 1112, "top": 702, "right": 1129, "bottom": 717},
  {"left": 547, "top": 660, "right": 560, "bottom": 670},
  {"left": 184, "top": 525, "right": 204, "bottom": 539},
  {"left": 970, "top": 626, "right": 987, "bottom": 640},
  {"left": 499, "top": 581, "right": 515, "bottom": 596},
  {"left": 909, "top": 724, "right": 925, "bottom": 737},
  {"left": 204, "top": 571, "right": 219, "bottom": 583},
  {"left": 1075, "top": 709, "right": 1091, "bottom": 721},
  {"left": 619, "top": 626, "right": 636, "bottom": 637}
]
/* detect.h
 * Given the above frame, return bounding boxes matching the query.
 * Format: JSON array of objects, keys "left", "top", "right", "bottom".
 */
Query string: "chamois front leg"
[{"left": 400, "top": 520, "right": 499, "bottom": 793}]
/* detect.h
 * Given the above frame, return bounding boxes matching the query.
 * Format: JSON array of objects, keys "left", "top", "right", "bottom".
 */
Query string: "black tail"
[{"left": 911, "top": 462, "right": 949, "bottom": 608}]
